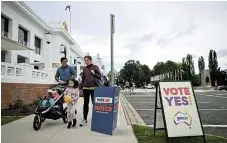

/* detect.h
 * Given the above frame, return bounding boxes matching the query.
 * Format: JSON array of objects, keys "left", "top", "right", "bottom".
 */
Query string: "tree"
[
  {"left": 118, "top": 60, "right": 152, "bottom": 87},
  {"left": 208, "top": 50, "right": 218, "bottom": 86},
  {"left": 181, "top": 54, "right": 196, "bottom": 85},
  {"left": 186, "top": 54, "right": 195, "bottom": 80},
  {"left": 152, "top": 60, "right": 180, "bottom": 81},
  {"left": 198, "top": 56, "right": 205, "bottom": 85}
]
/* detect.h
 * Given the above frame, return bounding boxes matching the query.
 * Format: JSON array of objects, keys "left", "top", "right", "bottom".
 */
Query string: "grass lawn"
[
  {"left": 1, "top": 116, "right": 24, "bottom": 125},
  {"left": 132, "top": 125, "right": 227, "bottom": 143}
]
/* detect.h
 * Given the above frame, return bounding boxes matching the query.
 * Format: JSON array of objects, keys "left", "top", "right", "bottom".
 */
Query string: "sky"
[{"left": 25, "top": 1, "right": 227, "bottom": 74}]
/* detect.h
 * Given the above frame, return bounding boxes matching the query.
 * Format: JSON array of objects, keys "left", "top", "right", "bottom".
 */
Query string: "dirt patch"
[{"left": 1, "top": 104, "right": 37, "bottom": 116}]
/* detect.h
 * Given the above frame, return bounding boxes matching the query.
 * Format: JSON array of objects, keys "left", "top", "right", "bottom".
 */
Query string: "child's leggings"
[{"left": 67, "top": 103, "right": 76, "bottom": 122}]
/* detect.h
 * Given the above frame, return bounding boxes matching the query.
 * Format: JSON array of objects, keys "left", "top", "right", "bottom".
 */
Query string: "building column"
[
  {"left": 43, "top": 42, "right": 52, "bottom": 70},
  {"left": 77, "top": 61, "right": 80, "bottom": 79}
]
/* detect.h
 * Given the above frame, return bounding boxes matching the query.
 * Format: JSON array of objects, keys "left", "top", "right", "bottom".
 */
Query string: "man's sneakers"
[{"left": 80, "top": 119, "right": 88, "bottom": 127}]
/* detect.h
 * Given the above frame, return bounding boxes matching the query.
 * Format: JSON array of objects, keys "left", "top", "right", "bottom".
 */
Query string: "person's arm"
[
  {"left": 63, "top": 88, "right": 68, "bottom": 95},
  {"left": 70, "top": 66, "right": 76, "bottom": 79},
  {"left": 81, "top": 69, "right": 85, "bottom": 85},
  {"left": 73, "top": 89, "right": 79, "bottom": 103},
  {"left": 93, "top": 65, "right": 102, "bottom": 79},
  {"left": 55, "top": 68, "right": 60, "bottom": 82}
]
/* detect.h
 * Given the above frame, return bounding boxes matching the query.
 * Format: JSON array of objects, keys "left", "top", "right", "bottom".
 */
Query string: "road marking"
[
  {"left": 196, "top": 94, "right": 227, "bottom": 99},
  {"left": 147, "top": 125, "right": 227, "bottom": 128},
  {"left": 129, "top": 102, "right": 210, "bottom": 104},
  {"left": 217, "top": 94, "right": 227, "bottom": 96},
  {"left": 135, "top": 109, "right": 227, "bottom": 111},
  {"left": 130, "top": 102, "right": 155, "bottom": 104}
]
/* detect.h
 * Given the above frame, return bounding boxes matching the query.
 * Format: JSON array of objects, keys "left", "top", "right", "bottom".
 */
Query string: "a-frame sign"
[{"left": 154, "top": 81, "right": 206, "bottom": 143}]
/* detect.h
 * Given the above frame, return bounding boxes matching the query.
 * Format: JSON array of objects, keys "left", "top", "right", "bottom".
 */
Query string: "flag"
[{"left": 65, "top": 5, "right": 71, "bottom": 12}]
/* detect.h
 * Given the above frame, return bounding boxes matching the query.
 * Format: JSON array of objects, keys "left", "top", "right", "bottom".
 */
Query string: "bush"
[
  {"left": 33, "top": 95, "right": 43, "bottom": 105},
  {"left": 14, "top": 99, "right": 25, "bottom": 108},
  {"left": 8, "top": 104, "right": 14, "bottom": 109},
  {"left": 22, "top": 104, "right": 29, "bottom": 113}
]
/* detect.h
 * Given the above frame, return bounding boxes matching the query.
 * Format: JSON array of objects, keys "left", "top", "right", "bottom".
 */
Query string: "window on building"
[
  {"left": 18, "top": 26, "right": 28, "bottom": 47},
  {"left": 17, "top": 55, "right": 26, "bottom": 63},
  {"left": 1, "top": 15, "right": 9, "bottom": 38},
  {"left": 74, "top": 59, "right": 76, "bottom": 64},
  {"left": 1, "top": 50, "right": 6, "bottom": 62},
  {"left": 35, "top": 36, "right": 41, "bottom": 55}
]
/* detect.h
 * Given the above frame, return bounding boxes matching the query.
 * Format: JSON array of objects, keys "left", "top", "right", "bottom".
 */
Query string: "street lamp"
[
  {"left": 77, "top": 57, "right": 81, "bottom": 64},
  {"left": 60, "top": 44, "right": 67, "bottom": 58},
  {"left": 46, "top": 32, "right": 51, "bottom": 44}
]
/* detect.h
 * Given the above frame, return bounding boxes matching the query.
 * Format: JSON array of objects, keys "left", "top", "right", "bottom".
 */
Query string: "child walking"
[{"left": 64, "top": 78, "right": 79, "bottom": 129}]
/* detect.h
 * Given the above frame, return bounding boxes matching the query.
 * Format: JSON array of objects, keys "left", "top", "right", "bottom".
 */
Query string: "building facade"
[{"left": 1, "top": 1, "right": 85, "bottom": 84}]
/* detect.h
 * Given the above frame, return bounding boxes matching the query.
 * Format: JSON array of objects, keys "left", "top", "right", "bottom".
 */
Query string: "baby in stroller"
[
  {"left": 41, "top": 89, "right": 60, "bottom": 108},
  {"left": 33, "top": 84, "right": 68, "bottom": 131}
]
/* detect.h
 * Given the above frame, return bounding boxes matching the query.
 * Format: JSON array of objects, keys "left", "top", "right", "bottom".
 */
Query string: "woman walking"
[{"left": 80, "top": 55, "right": 101, "bottom": 126}]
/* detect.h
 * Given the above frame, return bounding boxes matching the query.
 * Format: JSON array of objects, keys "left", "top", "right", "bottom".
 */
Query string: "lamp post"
[
  {"left": 60, "top": 44, "right": 67, "bottom": 58},
  {"left": 46, "top": 32, "right": 51, "bottom": 44},
  {"left": 45, "top": 32, "right": 52, "bottom": 70},
  {"left": 110, "top": 14, "right": 115, "bottom": 86}
]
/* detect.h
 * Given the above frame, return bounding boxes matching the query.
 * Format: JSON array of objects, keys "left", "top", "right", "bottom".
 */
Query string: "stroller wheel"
[
  {"left": 33, "top": 115, "right": 42, "bottom": 131},
  {"left": 41, "top": 117, "right": 46, "bottom": 123},
  {"left": 62, "top": 108, "right": 68, "bottom": 124}
]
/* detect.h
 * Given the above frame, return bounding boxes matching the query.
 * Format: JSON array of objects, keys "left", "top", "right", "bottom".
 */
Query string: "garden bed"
[
  {"left": 132, "top": 125, "right": 227, "bottom": 143},
  {"left": 1, "top": 104, "right": 37, "bottom": 116},
  {"left": 1, "top": 116, "right": 25, "bottom": 125}
]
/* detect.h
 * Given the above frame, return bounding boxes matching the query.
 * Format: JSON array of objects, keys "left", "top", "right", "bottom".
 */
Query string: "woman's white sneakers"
[{"left": 80, "top": 119, "right": 88, "bottom": 127}]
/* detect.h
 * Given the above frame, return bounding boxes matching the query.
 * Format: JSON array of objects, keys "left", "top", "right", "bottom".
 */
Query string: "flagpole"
[{"left": 70, "top": 8, "right": 71, "bottom": 34}]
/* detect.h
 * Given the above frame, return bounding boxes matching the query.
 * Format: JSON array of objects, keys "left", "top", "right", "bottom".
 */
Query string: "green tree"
[
  {"left": 181, "top": 54, "right": 196, "bottom": 85},
  {"left": 208, "top": 50, "right": 218, "bottom": 86},
  {"left": 198, "top": 56, "right": 205, "bottom": 85},
  {"left": 152, "top": 60, "right": 180, "bottom": 81},
  {"left": 118, "top": 60, "right": 152, "bottom": 87},
  {"left": 186, "top": 54, "right": 195, "bottom": 80}
]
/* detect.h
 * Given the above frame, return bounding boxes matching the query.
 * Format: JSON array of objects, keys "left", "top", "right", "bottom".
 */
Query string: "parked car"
[
  {"left": 145, "top": 84, "right": 155, "bottom": 89},
  {"left": 219, "top": 86, "right": 227, "bottom": 91}
]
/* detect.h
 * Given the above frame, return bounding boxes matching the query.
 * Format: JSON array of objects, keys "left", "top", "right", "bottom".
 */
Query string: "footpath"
[{"left": 1, "top": 96, "right": 137, "bottom": 143}]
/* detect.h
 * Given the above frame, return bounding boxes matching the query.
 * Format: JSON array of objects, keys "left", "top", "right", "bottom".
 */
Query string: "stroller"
[{"left": 33, "top": 84, "right": 69, "bottom": 131}]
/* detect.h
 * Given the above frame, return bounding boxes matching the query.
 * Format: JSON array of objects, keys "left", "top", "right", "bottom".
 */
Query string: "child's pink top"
[{"left": 64, "top": 87, "right": 79, "bottom": 103}]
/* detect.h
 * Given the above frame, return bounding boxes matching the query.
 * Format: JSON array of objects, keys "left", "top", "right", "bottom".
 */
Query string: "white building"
[{"left": 1, "top": 1, "right": 85, "bottom": 84}]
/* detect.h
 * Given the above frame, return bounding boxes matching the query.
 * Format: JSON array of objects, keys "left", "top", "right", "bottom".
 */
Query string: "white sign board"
[{"left": 159, "top": 82, "right": 203, "bottom": 137}]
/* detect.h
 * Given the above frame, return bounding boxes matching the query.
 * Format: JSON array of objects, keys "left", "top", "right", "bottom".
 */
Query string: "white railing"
[
  {"left": 18, "top": 39, "right": 28, "bottom": 47},
  {"left": 1, "top": 62, "right": 54, "bottom": 84},
  {"left": 1, "top": 30, "right": 9, "bottom": 38}
]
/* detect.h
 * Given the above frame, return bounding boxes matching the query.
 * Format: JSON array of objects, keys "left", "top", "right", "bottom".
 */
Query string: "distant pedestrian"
[
  {"left": 129, "top": 81, "right": 133, "bottom": 94},
  {"left": 125, "top": 81, "right": 129, "bottom": 92},
  {"left": 77, "top": 72, "right": 83, "bottom": 84}
]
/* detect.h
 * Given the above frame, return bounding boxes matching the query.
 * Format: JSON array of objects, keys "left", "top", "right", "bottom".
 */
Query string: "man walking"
[{"left": 55, "top": 57, "right": 76, "bottom": 84}]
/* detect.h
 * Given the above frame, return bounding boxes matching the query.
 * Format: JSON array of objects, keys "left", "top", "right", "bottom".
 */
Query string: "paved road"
[{"left": 123, "top": 90, "right": 227, "bottom": 138}]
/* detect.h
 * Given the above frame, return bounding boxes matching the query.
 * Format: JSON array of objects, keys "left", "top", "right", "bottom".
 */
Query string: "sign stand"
[{"left": 153, "top": 81, "right": 206, "bottom": 143}]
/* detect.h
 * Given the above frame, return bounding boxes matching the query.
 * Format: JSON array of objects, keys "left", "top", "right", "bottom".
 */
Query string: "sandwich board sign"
[{"left": 154, "top": 81, "right": 206, "bottom": 143}]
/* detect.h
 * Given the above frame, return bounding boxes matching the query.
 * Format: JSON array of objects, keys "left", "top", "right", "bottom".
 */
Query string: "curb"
[
  {"left": 205, "top": 134, "right": 227, "bottom": 140},
  {"left": 120, "top": 93, "right": 146, "bottom": 126}
]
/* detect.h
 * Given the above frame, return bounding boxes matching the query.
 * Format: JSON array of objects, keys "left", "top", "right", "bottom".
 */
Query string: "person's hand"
[
  {"left": 91, "top": 70, "right": 95, "bottom": 75},
  {"left": 59, "top": 80, "right": 66, "bottom": 84}
]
